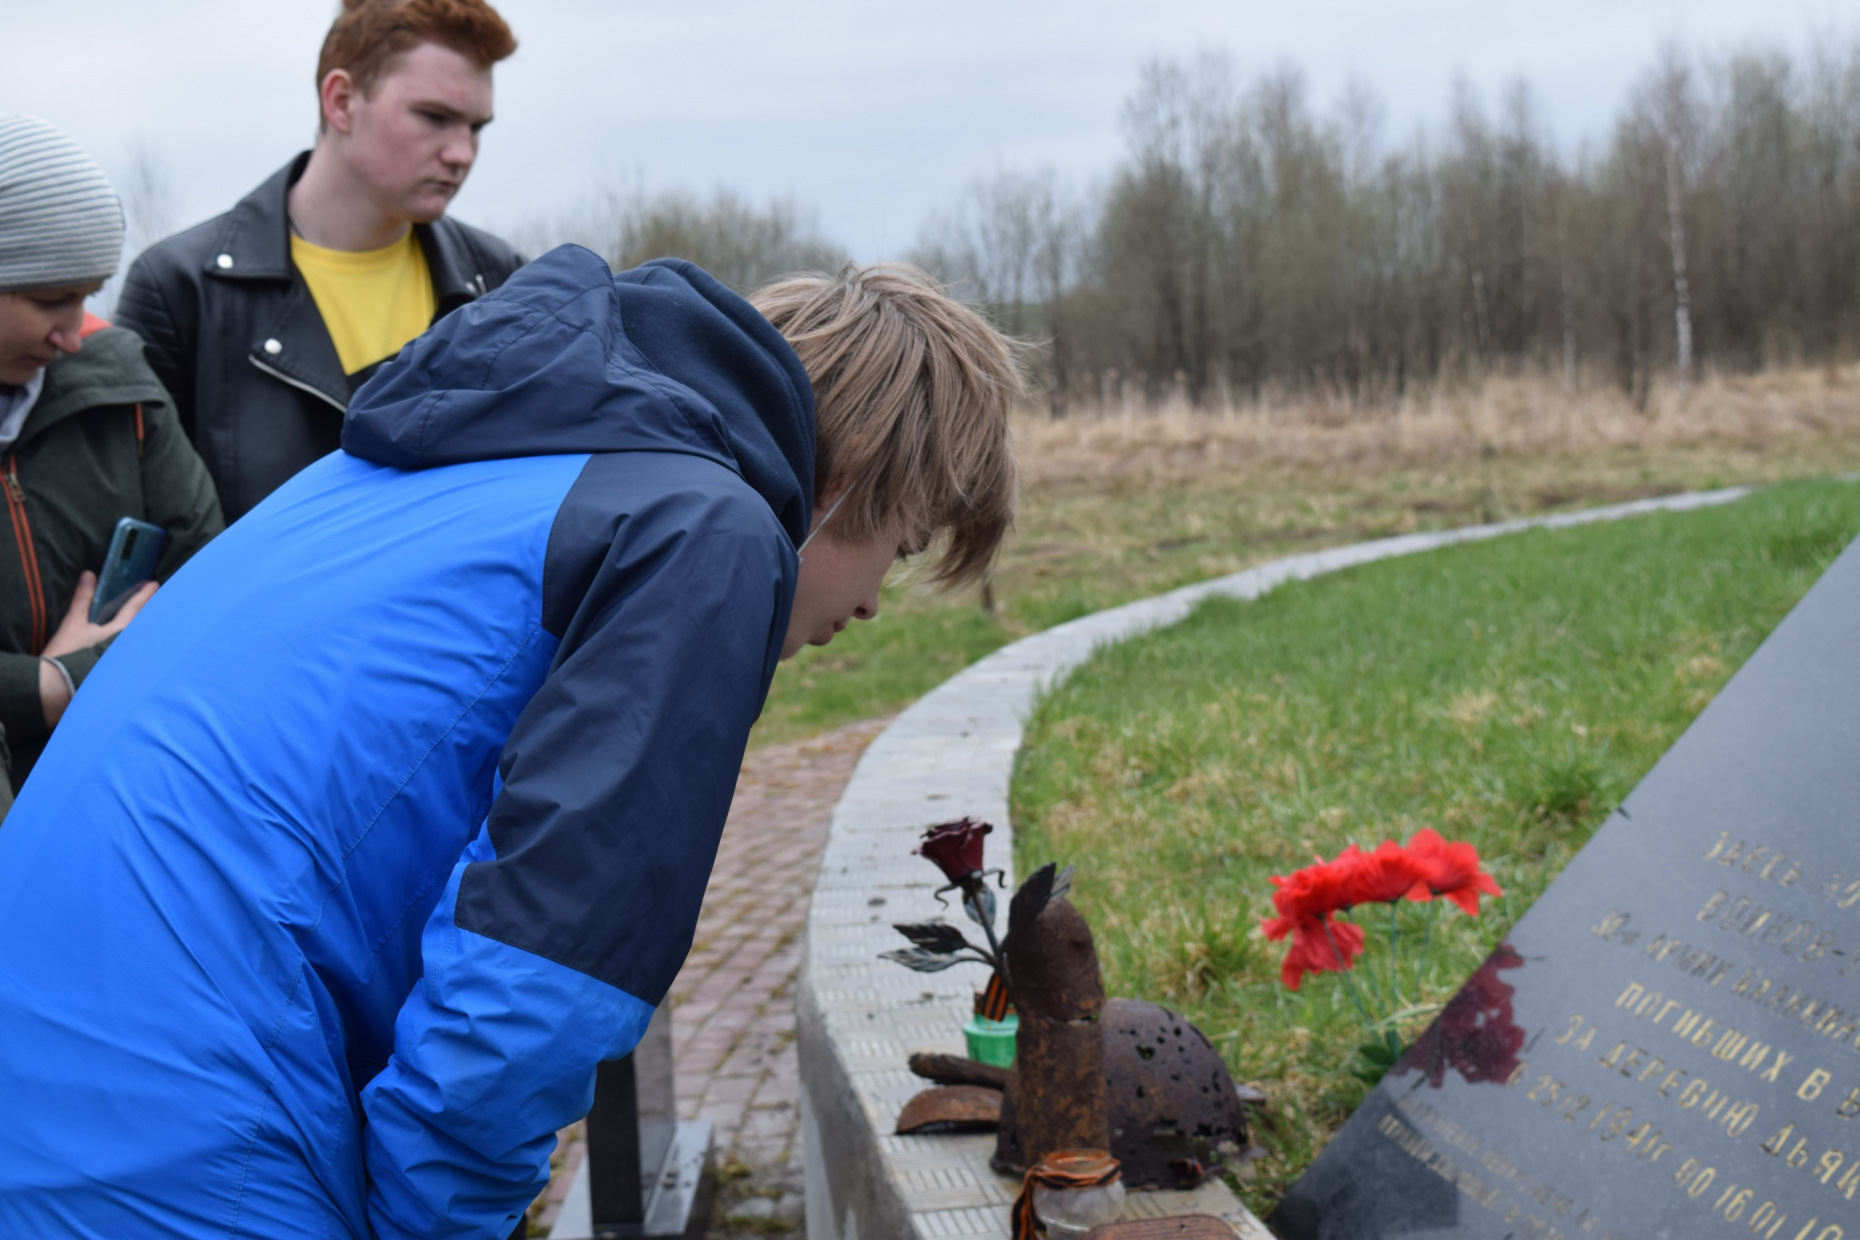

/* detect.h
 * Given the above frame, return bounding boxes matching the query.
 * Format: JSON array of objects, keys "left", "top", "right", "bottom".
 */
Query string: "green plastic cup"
[{"left": 963, "top": 1013, "right": 1019, "bottom": 1067}]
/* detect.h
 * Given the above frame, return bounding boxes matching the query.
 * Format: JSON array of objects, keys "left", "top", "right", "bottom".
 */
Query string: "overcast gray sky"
[{"left": 4, "top": 0, "right": 1853, "bottom": 261}]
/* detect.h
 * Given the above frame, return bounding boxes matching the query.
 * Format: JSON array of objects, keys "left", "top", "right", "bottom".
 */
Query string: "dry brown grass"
[
  {"left": 1012, "top": 365, "right": 1860, "bottom": 488},
  {"left": 981, "top": 365, "right": 1860, "bottom": 627},
  {"left": 756, "top": 363, "right": 1860, "bottom": 745}
]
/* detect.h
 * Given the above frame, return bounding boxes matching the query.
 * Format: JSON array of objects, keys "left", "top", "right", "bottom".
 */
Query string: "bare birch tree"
[{"left": 1647, "top": 45, "right": 1699, "bottom": 398}]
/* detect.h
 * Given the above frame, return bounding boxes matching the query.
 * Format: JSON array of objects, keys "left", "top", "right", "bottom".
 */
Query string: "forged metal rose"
[
  {"left": 886, "top": 822, "right": 1025, "bottom": 1006},
  {"left": 917, "top": 817, "right": 992, "bottom": 882}
]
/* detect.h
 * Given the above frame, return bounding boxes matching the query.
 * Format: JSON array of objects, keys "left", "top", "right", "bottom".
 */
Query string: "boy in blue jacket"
[{"left": 0, "top": 246, "right": 1020, "bottom": 1240}]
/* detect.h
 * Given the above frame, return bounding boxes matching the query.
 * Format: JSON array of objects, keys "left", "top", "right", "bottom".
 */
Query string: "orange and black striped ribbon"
[
  {"left": 1010, "top": 1156, "right": 1122, "bottom": 1240},
  {"left": 976, "top": 971, "right": 1012, "bottom": 1021}
]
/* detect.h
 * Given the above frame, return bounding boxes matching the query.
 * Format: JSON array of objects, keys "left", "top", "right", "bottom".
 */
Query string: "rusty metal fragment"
[
  {"left": 1079, "top": 1218, "right": 1239, "bottom": 1239},
  {"left": 895, "top": 1085, "right": 1003, "bottom": 1134},
  {"left": 1103, "top": 999, "right": 1251, "bottom": 1189},
  {"left": 994, "top": 897, "right": 1109, "bottom": 1175},
  {"left": 996, "top": 1009, "right": 1109, "bottom": 1172},
  {"left": 908, "top": 1052, "right": 1008, "bottom": 1091},
  {"left": 1006, "top": 887, "right": 1102, "bottom": 1022},
  {"left": 991, "top": 951, "right": 1255, "bottom": 1183},
  {"left": 983, "top": 871, "right": 1261, "bottom": 1187}
]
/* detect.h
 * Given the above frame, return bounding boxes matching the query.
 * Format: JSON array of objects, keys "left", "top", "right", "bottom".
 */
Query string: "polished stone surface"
[{"left": 1277, "top": 533, "right": 1860, "bottom": 1240}]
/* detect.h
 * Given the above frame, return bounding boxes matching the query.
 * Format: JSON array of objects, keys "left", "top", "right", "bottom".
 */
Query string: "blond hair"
[{"left": 752, "top": 264, "right": 1023, "bottom": 588}]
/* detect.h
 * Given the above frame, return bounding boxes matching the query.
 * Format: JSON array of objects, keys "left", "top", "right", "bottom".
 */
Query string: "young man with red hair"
[{"left": 117, "top": 0, "right": 525, "bottom": 521}]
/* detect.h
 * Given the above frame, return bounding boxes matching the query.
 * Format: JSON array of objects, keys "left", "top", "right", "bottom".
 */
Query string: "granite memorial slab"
[
  {"left": 1275, "top": 535, "right": 1860, "bottom": 1240},
  {"left": 548, "top": 1006, "right": 714, "bottom": 1239}
]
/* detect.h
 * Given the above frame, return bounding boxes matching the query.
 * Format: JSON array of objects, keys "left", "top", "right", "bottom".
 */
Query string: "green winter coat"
[{"left": 0, "top": 326, "right": 223, "bottom": 792}]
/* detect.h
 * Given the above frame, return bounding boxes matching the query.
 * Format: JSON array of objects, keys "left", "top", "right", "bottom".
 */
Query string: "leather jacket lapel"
[
  {"left": 202, "top": 156, "right": 301, "bottom": 282},
  {"left": 417, "top": 223, "right": 493, "bottom": 319},
  {"left": 187, "top": 152, "right": 511, "bottom": 425},
  {"left": 249, "top": 279, "right": 349, "bottom": 413},
  {"left": 207, "top": 154, "right": 349, "bottom": 412}
]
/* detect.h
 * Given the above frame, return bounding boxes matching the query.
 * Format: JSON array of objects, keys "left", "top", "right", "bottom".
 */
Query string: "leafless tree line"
[
  {"left": 107, "top": 156, "right": 847, "bottom": 308},
  {"left": 914, "top": 39, "right": 1860, "bottom": 416},
  {"left": 104, "top": 36, "right": 1860, "bottom": 417},
  {"left": 521, "top": 179, "right": 846, "bottom": 295}
]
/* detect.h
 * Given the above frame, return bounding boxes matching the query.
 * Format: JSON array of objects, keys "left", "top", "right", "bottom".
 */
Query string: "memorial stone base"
[
  {"left": 550, "top": 1008, "right": 715, "bottom": 1239},
  {"left": 1279, "top": 529, "right": 1860, "bottom": 1237}
]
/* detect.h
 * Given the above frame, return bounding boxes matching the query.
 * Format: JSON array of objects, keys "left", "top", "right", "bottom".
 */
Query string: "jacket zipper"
[
  {"left": 248, "top": 355, "right": 347, "bottom": 414},
  {"left": 4, "top": 455, "right": 48, "bottom": 653}
]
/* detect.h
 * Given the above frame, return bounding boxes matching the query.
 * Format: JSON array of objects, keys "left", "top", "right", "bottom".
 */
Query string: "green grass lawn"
[
  {"left": 750, "top": 599, "right": 1009, "bottom": 740},
  {"left": 1006, "top": 477, "right": 1860, "bottom": 1217},
  {"left": 751, "top": 426, "right": 1860, "bottom": 747}
]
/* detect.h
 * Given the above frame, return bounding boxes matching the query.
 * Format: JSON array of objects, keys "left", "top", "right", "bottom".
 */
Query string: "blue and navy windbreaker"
[{"left": 0, "top": 246, "right": 814, "bottom": 1239}]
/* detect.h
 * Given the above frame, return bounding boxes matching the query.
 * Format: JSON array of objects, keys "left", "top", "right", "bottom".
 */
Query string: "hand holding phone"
[
  {"left": 39, "top": 568, "right": 159, "bottom": 727},
  {"left": 90, "top": 517, "right": 166, "bottom": 626}
]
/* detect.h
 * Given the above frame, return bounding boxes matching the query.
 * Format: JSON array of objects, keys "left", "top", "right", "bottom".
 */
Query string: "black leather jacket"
[{"left": 116, "top": 153, "right": 524, "bottom": 520}]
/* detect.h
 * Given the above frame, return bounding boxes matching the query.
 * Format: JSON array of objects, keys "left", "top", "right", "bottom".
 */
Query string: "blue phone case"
[{"left": 90, "top": 517, "right": 166, "bottom": 625}]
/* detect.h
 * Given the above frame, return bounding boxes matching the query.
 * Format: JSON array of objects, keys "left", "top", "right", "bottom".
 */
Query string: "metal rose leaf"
[
  {"left": 893, "top": 922, "right": 972, "bottom": 955},
  {"left": 1008, "top": 862, "right": 1059, "bottom": 942},
  {"left": 881, "top": 947, "right": 973, "bottom": 973},
  {"left": 1049, "top": 864, "right": 1074, "bottom": 906},
  {"left": 962, "top": 885, "right": 997, "bottom": 930}
]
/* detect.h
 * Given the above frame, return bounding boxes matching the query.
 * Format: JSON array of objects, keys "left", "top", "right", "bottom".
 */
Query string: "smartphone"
[{"left": 90, "top": 517, "right": 166, "bottom": 626}]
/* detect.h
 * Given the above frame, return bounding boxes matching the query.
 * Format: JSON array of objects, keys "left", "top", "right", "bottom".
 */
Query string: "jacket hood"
[
  {"left": 24, "top": 326, "right": 170, "bottom": 445},
  {"left": 342, "top": 245, "right": 816, "bottom": 547}
]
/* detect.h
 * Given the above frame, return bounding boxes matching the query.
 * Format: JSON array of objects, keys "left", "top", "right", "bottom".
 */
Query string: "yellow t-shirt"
[{"left": 290, "top": 232, "right": 437, "bottom": 376}]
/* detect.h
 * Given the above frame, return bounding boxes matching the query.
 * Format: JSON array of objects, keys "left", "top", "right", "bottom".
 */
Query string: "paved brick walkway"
[{"left": 528, "top": 717, "right": 891, "bottom": 1237}]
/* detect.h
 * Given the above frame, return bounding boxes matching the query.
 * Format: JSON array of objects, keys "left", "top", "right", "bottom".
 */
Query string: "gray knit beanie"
[{"left": 0, "top": 115, "right": 125, "bottom": 293}]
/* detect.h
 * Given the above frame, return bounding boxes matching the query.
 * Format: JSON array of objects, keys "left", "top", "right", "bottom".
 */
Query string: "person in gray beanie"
[
  {"left": 0, "top": 115, "right": 221, "bottom": 805},
  {"left": 0, "top": 115, "right": 125, "bottom": 294}
]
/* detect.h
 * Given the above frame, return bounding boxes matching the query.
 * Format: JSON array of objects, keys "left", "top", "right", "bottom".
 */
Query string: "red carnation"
[
  {"left": 1405, "top": 828, "right": 1503, "bottom": 915},
  {"left": 1261, "top": 911, "right": 1365, "bottom": 989},
  {"left": 1266, "top": 847, "right": 1361, "bottom": 924},
  {"left": 916, "top": 817, "right": 992, "bottom": 883},
  {"left": 1260, "top": 847, "right": 1379, "bottom": 989},
  {"left": 1340, "top": 838, "right": 1433, "bottom": 907}
]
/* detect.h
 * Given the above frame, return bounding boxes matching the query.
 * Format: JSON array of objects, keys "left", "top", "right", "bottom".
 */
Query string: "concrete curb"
[{"left": 796, "top": 486, "right": 1754, "bottom": 1240}]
